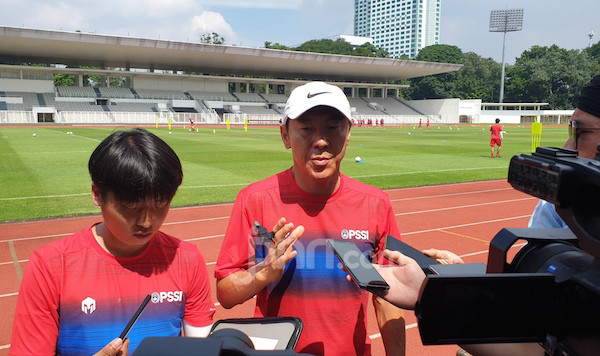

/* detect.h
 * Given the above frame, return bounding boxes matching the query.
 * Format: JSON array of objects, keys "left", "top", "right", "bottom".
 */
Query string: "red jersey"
[
  {"left": 215, "top": 169, "right": 401, "bottom": 356},
  {"left": 11, "top": 226, "right": 215, "bottom": 356},
  {"left": 490, "top": 123, "right": 502, "bottom": 139}
]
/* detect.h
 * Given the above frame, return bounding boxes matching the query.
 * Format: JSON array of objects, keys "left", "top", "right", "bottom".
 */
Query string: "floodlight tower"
[
  {"left": 588, "top": 30, "right": 595, "bottom": 48},
  {"left": 489, "top": 9, "right": 524, "bottom": 103}
]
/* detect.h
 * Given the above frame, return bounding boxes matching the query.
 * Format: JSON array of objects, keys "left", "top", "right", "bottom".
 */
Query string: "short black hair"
[
  {"left": 495, "top": 118, "right": 500, "bottom": 123},
  {"left": 89, "top": 128, "right": 183, "bottom": 203}
]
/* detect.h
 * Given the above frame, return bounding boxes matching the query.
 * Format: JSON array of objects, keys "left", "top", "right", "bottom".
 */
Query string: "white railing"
[
  {"left": 223, "top": 113, "right": 281, "bottom": 125},
  {"left": 0, "top": 111, "right": 451, "bottom": 126},
  {"left": 0, "top": 111, "right": 35, "bottom": 123},
  {"left": 222, "top": 113, "right": 448, "bottom": 126},
  {"left": 54, "top": 111, "right": 220, "bottom": 125},
  {"left": 352, "top": 114, "right": 444, "bottom": 125}
]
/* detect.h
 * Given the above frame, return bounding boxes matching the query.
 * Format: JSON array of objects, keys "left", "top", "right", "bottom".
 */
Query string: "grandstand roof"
[{"left": 0, "top": 26, "right": 462, "bottom": 82}]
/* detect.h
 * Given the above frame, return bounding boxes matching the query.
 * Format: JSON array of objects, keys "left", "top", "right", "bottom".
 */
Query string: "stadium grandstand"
[{"left": 0, "top": 26, "right": 471, "bottom": 126}]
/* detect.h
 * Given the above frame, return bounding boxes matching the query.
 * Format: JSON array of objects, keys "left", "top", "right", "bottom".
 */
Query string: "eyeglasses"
[{"left": 568, "top": 120, "right": 600, "bottom": 149}]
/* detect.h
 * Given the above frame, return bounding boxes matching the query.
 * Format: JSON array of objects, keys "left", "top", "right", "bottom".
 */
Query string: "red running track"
[{"left": 0, "top": 180, "right": 538, "bottom": 356}]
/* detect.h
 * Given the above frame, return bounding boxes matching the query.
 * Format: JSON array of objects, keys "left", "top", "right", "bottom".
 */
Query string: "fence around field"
[
  {"left": 223, "top": 113, "right": 445, "bottom": 126},
  {"left": 0, "top": 111, "right": 221, "bottom": 125},
  {"left": 0, "top": 110, "right": 445, "bottom": 126}
]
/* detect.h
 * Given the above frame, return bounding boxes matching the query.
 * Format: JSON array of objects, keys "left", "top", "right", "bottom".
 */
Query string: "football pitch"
[{"left": 0, "top": 124, "right": 567, "bottom": 222}]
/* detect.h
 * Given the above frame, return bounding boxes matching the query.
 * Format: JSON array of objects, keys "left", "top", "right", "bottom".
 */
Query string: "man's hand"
[
  {"left": 216, "top": 217, "right": 303, "bottom": 309},
  {"left": 422, "top": 249, "right": 464, "bottom": 264},
  {"left": 94, "top": 338, "right": 129, "bottom": 356},
  {"left": 261, "top": 217, "right": 304, "bottom": 281},
  {"left": 373, "top": 249, "right": 427, "bottom": 310}
]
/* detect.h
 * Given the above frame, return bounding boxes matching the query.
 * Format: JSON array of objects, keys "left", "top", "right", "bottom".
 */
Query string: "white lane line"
[
  {"left": 401, "top": 215, "right": 532, "bottom": 236},
  {"left": 0, "top": 177, "right": 507, "bottom": 202},
  {"left": 395, "top": 197, "right": 534, "bottom": 216},
  {"left": 390, "top": 187, "right": 512, "bottom": 202}
]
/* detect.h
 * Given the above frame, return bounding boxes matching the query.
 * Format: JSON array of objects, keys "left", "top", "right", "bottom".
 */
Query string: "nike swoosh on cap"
[{"left": 307, "top": 91, "right": 330, "bottom": 98}]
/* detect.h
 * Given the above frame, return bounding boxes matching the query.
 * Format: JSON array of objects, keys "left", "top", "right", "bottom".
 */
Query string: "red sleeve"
[
  {"left": 10, "top": 250, "right": 60, "bottom": 356},
  {"left": 183, "top": 249, "right": 215, "bottom": 327},
  {"left": 375, "top": 195, "right": 401, "bottom": 265},
  {"left": 214, "top": 190, "right": 256, "bottom": 280}
]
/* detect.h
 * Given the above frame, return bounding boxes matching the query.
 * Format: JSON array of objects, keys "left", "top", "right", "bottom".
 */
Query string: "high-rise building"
[{"left": 354, "top": 0, "right": 441, "bottom": 58}]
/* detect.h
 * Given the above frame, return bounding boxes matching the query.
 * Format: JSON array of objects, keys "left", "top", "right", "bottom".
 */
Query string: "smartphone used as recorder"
[
  {"left": 327, "top": 239, "right": 389, "bottom": 292},
  {"left": 384, "top": 235, "right": 438, "bottom": 273}
]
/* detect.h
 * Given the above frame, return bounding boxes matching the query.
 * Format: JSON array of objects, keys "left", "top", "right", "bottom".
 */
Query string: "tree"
[
  {"left": 409, "top": 45, "right": 463, "bottom": 99},
  {"left": 504, "top": 45, "right": 597, "bottom": 108},
  {"left": 264, "top": 41, "right": 290, "bottom": 50},
  {"left": 54, "top": 74, "right": 75, "bottom": 87},
  {"left": 263, "top": 38, "right": 390, "bottom": 58},
  {"left": 295, "top": 39, "right": 354, "bottom": 55},
  {"left": 353, "top": 42, "right": 390, "bottom": 58},
  {"left": 451, "top": 52, "right": 502, "bottom": 102},
  {"left": 415, "top": 44, "right": 462, "bottom": 64},
  {"left": 200, "top": 32, "right": 225, "bottom": 44}
]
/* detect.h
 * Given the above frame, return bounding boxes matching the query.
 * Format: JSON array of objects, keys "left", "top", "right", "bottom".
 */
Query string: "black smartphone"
[
  {"left": 327, "top": 239, "right": 389, "bottom": 292},
  {"left": 384, "top": 235, "right": 438, "bottom": 273},
  {"left": 119, "top": 294, "right": 151, "bottom": 340}
]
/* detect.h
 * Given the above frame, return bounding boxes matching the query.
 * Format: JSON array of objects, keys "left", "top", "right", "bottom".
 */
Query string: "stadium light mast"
[{"left": 489, "top": 8, "right": 523, "bottom": 103}]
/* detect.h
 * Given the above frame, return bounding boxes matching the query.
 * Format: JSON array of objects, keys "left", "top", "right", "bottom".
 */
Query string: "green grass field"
[{"left": 0, "top": 124, "right": 567, "bottom": 222}]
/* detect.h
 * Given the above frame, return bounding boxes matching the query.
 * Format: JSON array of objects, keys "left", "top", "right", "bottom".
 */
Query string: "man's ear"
[
  {"left": 345, "top": 127, "right": 352, "bottom": 148},
  {"left": 91, "top": 183, "right": 102, "bottom": 207},
  {"left": 281, "top": 124, "right": 291, "bottom": 149}
]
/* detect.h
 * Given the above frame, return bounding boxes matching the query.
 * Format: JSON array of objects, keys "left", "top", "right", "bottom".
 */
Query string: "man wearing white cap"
[{"left": 215, "top": 82, "right": 405, "bottom": 355}]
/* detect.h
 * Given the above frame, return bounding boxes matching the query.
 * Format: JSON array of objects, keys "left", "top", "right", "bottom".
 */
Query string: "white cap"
[{"left": 282, "top": 82, "right": 351, "bottom": 125}]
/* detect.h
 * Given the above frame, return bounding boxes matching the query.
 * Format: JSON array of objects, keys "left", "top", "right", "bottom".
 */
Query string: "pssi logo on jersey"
[
  {"left": 151, "top": 291, "right": 183, "bottom": 303},
  {"left": 82, "top": 297, "right": 96, "bottom": 314},
  {"left": 341, "top": 229, "right": 369, "bottom": 240}
]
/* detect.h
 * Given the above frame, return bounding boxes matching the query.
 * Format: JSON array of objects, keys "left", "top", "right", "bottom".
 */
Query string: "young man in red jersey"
[
  {"left": 490, "top": 118, "right": 503, "bottom": 158},
  {"left": 215, "top": 82, "right": 405, "bottom": 356},
  {"left": 11, "top": 129, "right": 215, "bottom": 356}
]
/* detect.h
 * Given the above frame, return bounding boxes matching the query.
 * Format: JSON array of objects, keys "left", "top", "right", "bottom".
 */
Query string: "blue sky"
[{"left": 1, "top": 0, "right": 598, "bottom": 64}]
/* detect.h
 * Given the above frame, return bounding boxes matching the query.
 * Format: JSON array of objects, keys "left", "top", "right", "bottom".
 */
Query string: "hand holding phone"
[
  {"left": 327, "top": 239, "right": 389, "bottom": 292},
  {"left": 385, "top": 235, "right": 438, "bottom": 273}
]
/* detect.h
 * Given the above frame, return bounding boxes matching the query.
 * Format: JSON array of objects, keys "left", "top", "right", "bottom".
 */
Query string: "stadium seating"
[
  {"left": 232, "top": 92, "right": 266, "bottom": 103},
  {"left": 238, "top": 105, "right": 280, "bottom": 115},
  {"left": 189, "top": 91, "right": 238, "bottom": 101}
]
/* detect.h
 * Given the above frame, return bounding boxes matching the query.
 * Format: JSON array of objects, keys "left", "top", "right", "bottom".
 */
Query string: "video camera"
[{"left": 415, "top": 147, "right": 600, "bottom": 356}]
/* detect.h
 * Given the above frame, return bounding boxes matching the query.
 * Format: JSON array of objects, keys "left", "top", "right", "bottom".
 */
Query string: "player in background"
[{"left": 490, "top": 118, "right": 502, "bottom": 158}]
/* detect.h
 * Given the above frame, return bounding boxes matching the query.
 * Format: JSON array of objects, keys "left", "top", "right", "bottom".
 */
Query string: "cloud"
[
  {"left": 112, "top": 0, "right": 199, "bottom": 19},
  {"left": 197, "top": 0, "right": 302, "bottom": 10},
  {"left": 22, "top": 2, "right": 85, "bottom": 31},
  {"left": 191, "top": 11, "right": 238, "bottom": 44}
]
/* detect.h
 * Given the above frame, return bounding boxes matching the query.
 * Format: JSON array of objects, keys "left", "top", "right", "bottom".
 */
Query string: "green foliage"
[
  {"left": 407, "top": 44, "right": 596, "bottom": 107},
  {"left": 416, "top": 44, "right": 463, "bottom": 64},
  {"left": 296, "top": 38, "right": 354, "bottom": 55},
  {"left": 450, "top": 52, "right": 502, "bottom": 102},
  {"left": 54, "top": 74, "right": 75, "bottom": 87},
  {"left": 200, "top": 32, "right": 225, "bottom": 44},
  {"left": 264, "top": 38, "right": 389, "bottom": 58},
  {"left": 0, "top": 126, "right": 568, "bottom": 222},
  {"left": 409, "top": 45, "right": 463, "bottom": 99},
  {"left": 353, "top": 42, "right": 390, "bottom": 58},
  {"left": 585, "top": 41, "right": 600, "bottom": 63},
  {"left": 264, "top": 41, "right": 291, "bottom": 50},
  {"left": 505, "top": 45, "right": 597, "bottom": 108}
]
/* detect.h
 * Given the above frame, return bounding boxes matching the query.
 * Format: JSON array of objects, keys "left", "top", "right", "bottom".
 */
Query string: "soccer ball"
[{"left": 355, "top": 156, "right": 362, "bottom": 162}]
